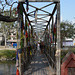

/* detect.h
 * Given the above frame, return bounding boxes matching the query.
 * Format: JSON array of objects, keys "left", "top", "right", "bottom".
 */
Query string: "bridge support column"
[{"left": 55, "top": 2, "right": 61, "bottom": 75}]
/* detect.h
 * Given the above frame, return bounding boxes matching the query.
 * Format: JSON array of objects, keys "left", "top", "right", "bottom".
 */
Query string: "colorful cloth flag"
[
  {"left": 28, "top": 23, "right": 29, "bottom": 27},
  {"left": 34, "top": 11, "right": 37, "bottom": 23},
  {"left": 52, "top": 14, "right": 57, "bottom": 41},
  {"left": 16, "top": 50, "right": 19, "bottom": 60},
  {"left": 24, "top": 30, "right": 25, "bottom": 35},
  {"left": 25, "top": 20, "right": 28, "bottom": 31},
  {"left": 16, "top": 50, "right": 19, "bottom": 67},
  {"left": 16, "top": 60, "right": 19, "bottom": 67},
  {"left": 34, "top": 11, "right": 36, "bottom": 17},
  {"left": 25, "top": 31, "right": 28, "bottom": 38},
  {"left": 16, "top": 68, "right": 19, "bottom": 75},
  {"left": 53, "top": 14, "right": 57, "bottom": 35},
  {"left": 52, "top": 31, "right": 54, "bottom": 41}
]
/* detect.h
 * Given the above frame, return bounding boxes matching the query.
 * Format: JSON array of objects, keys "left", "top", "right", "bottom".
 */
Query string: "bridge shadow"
[{"left": 24, "top": 50, "right": 50, "bottom": 75}]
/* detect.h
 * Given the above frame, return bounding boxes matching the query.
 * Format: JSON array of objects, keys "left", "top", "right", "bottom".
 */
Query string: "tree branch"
[{"left": 0, "top": 14, "right": 18, "bottom": 22}]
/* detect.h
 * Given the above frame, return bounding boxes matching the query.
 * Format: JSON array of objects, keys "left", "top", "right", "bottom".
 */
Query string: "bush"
[{"left": 0, "top": 50, "right": 16, "bottom": 59}]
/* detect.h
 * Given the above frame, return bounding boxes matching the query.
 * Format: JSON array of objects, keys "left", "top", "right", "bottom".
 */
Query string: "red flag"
[
  {"left": 16, "top": 69, "right": 19, "bottom": 75},
  {"left": 25, "top": 31, "right": 28, "bottom": 38},
  {"left": 53, "top": 24, "right": 56, "bottom": 34},
  {"left": 53, "top": 15, "right": 57, "bottom": 35},
  {"left": 28, "top": 23, "right": 29, "bottom": 27}
]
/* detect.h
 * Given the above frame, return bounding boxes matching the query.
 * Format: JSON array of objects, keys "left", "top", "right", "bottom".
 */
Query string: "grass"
[
  {"left": 0, "top": 60, "right": 16, "bottom": 64},
  {"left": 0, "top": 50, "right": 16, "bottom": 59}
]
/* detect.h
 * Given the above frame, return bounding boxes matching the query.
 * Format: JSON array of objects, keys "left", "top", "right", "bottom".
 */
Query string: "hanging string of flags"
[
  {"left": 34, "top": 9, "right": 38, "bottom": 23},
  {"left": 16, "top": 0, "right": 29, "bottom": 15},
  {"left": 16, "top": 49, "right": 22, "bottom": 75},
  {"left": 49, "top": 14, "right": 57, "bottom": 43},
  {"left": 16, "top": 2, "right": 30, "bottom": 74},
  {"left": 52, "top": 14, "right": 57, "bottom": 42},
  {"left": 53, "top": 14, "right": 57, "bottom": 35}
]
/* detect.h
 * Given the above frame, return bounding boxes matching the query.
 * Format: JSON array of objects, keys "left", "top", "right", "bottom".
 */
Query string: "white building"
[
  {"left": 7, "top": 28, "right": 17, "bottom": 48},
  {"left": 63, "top": 38, "right": 75, "bottom": 46}
]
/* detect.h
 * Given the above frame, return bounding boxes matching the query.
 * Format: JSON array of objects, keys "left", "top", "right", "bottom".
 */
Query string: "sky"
[
  {"left": 0, "top": 0, "right": 75, "bottom": 23},
  {"left": 60, "top": 0, "right": 75, "bottom": 23},
  {"left": 26, "top": 0, "right": 75, "bottom": 23}
]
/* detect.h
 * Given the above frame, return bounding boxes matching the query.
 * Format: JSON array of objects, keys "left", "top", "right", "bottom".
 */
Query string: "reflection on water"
[{"left": 0, "top": 61, "right": 16, "bottom": 75}]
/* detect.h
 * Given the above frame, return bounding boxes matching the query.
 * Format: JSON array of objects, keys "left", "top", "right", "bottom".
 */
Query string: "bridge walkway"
[{"left": 24, "top": 50, "right": 55, "bottom": 75}]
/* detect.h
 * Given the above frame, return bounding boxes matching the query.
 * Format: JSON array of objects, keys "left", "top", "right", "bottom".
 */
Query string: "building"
[
  {"left": 73, "top": 38, "right": 75, "bottom": 46},
  {"left": 0, "top": 33, "right": 5, "bottom": 46},
  {"left": 63, "top": 38, "right": 75, "bottom": 46},
  {"left": 7, "top": 28, "right": 17, "bottom": 48}
]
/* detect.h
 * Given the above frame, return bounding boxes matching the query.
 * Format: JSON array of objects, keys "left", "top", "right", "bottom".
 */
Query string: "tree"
[
  {"left": 60, "top": 21, "right": 75, "bottom": 47},
  {"left": 0, "top": 0, "right": 18, "bottom": 22},
  {"left": 0, "top": 0, "right": 18, "bottom": 47}
]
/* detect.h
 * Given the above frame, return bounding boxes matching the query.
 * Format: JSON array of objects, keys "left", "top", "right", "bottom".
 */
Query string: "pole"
[
  {"left": 18, "top": 1, "right": 23, "bottom": 75},
  {"left": 55, "top": 2, "right": 61, "bottom": 75},
  {"left": 49, "top": 21, "right": 50, "bottom": 55}
]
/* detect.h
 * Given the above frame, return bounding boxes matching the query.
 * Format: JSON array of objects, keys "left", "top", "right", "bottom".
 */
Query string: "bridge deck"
[{"left": 24, "top": 50, "right": 54, "bottom": 75}]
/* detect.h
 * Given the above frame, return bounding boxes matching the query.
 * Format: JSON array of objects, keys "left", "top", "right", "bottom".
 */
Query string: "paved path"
[{"left": 24, "top": 51, "right": 54, "bottom": 75}]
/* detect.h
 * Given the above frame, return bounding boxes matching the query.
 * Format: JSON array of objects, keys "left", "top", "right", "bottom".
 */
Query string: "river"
[{"left": 0, "top": 61, "right": 16, "bottom": 75}]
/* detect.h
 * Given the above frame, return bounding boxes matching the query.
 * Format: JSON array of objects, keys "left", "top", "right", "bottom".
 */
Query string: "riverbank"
[
  {"left": 0, "top": 50, "right": 16, "bottom": 61},
  {"left": 0, "top": 46, "right": 16, "bottom": 50}
]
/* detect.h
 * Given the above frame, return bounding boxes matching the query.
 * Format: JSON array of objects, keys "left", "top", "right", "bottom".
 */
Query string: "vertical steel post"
[
  {"left": 52, "top": 16, "right": 54, "bottom": 42},
  {"left": 18, "top": 1, "right": 23, "bottom": 75},
  {"left": 56, "top": 2, "right": 61, "bottom": 75},
  {"left": 52, "top": 16, "right": 54, "bottom": 67},
  {"left": 49, "top": 22, "right": 50, "bottom": 55}
]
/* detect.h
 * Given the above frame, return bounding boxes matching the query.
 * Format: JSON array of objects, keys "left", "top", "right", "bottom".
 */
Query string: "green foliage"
[
  {"left": 61, "top": 48, "right": 75, "bottom": 60},
  {"left": 0, "top": 60, "right": 16, "bottom": 64},
  {"left": 0, "top": 50, "right": 16, "bottom": 59},
  {"left": 60, "top": 21, "right": 75, "bottom": 47},
  {"left": 61, "top": 21, "right": 75, "bottom": 39}
]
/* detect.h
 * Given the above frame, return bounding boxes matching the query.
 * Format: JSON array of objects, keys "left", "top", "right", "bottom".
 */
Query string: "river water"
[{"left": 0, "top": 61, "right": 16, "bottom": 75}]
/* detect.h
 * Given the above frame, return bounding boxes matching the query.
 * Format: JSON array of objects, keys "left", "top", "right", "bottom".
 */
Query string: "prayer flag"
[
  {"left": 53, "top": 14, "right": 57, "bottom": 35},
  {"left": 16, "top": 68, "right": 19, "bottom": 75},
  {"left": 25, "top": 31, "right": 28, "bottom": 38},
  {"left": 16, "top": 50, "right": 19, "bottom": 60},
  {"left": 25, "top": 21, "right": 28, "bottom": 31},
  {"left": 34, "top": 11, "right": 37, "bottom": 23}
]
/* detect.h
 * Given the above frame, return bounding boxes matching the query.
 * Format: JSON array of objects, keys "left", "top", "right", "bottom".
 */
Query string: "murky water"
[{"left": 0, "top": 61, "right": 16, "bottom": 75}]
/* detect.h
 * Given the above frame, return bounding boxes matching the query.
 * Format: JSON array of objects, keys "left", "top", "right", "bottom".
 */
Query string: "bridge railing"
[
  {"left": 21, "top": 45, "right": 36, "bottom": 73},
  {"left": 44, "top": 44, "right": 56, "bottom": 70},
  {"left": 16, "top": 44, "right": 36, "bottom": 74}
]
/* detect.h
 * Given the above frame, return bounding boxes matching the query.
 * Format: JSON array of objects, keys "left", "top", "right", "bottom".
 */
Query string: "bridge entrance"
[{"left": 16, "top": 0, "right": 60, "bottom": 75}]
